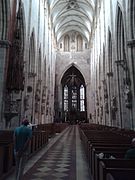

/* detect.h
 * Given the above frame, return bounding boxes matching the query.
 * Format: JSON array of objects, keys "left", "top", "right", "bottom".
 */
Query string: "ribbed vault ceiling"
[{"left": 49, "top": 0, "right": 96, "bottom": 42}]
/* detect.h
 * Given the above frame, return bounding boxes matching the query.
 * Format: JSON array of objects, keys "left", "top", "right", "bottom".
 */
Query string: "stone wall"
[
  {"left": 89, "top": 0, "right": 135, "bottom": 129},
  {"left": 0, "top": 0, "right": 56, "bottom": 129}
]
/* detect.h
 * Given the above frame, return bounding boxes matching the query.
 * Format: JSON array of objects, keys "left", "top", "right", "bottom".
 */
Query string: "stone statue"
[
  {"left": 111, "top": 96, "right": 117, "bottom": 120},
  {"left": 124, "top": 84, "right": 132, "bottom": 108},
  {"left": 24, "top": 95, "right": 29, "bottom": 111}
]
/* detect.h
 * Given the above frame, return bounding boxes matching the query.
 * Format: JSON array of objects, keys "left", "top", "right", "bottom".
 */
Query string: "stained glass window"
[
  {"left": 80, "top": 85, "right": 85, "bottom": 111},
  {"left": 64, "top": 85, "right": 68, "bottom": 111}
]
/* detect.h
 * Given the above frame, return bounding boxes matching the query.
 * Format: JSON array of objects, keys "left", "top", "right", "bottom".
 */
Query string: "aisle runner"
[{"left": 23, "top": 126, "right": 76, "bottom": 180}]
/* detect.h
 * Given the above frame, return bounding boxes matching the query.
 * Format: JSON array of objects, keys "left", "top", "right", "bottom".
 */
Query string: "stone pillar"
[
  {"left": 127, "top": 39, "right": 135, "bottom": 129},
  {"left": 0, "top": 40, "right": 11, "bottom": 129}
]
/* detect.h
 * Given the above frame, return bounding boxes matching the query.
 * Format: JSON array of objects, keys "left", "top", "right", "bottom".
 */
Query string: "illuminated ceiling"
[{"left": 49, "top": 0, "right": 96, "bottom": 42}]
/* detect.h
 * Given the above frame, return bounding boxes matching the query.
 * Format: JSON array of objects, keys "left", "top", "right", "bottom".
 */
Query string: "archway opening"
[{"left": 61, "top": 66, "right": 87, "bottom": 124}]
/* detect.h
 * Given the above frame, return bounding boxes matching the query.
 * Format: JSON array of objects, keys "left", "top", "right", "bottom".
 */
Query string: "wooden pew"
[
  {"left": 79, "top": 130, "right": 131, "bottom": 178},
  {"left": 79, "top": 124, "right": 135, "bottom": 180},
  {"left": 106, "top": 171, "right": 135, "bottom": 180},
  {"left": 88, "top": 141, "right": 130, "bottom": 169},
  {"left": 0, "top": 146, "right": 4, "bottom": 176},
  {"left": 91, "top": 146, "right": 130, "bottom": 180},
  {"left": 54, "top": 123, "right": 69, "bottom": 133},
  {"left": 37, "top": 123, "right": 55, "bottom": 138},
  {"left": 101, "top": 165, "right": 135, "bottom": 180},
  {"left": 31, "top": 130, "right": 48, "bottom": 155},
  {"left": 95, "top": 152, "right": 126, "bottom": 180},
  {"left": 0, "top": 130, "right": 14, "bottom": 179},
  {"left": 81, "top": 129, "right": 131, "bottom": 156}
]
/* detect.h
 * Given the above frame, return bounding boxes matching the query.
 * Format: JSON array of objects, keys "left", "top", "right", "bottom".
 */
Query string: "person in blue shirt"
[
  {"left": 14, "top": 119, "right": 32, "bottom": 180},
  {"left": 125, "top": 138, "right": 135, "bottom": 159}
]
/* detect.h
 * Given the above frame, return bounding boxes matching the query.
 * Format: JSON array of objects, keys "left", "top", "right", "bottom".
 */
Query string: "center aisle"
[{"left": 23, "top": 125, "right": 90, "bottom": 180}]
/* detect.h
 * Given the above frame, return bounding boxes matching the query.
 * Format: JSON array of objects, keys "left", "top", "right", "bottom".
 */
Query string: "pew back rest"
[
  {"left": 106, "top": 169, "right": 135, "bottom": 180},
  {"left": 0, "top": 130, "right": 14, "bottom": 143},
  {"left": 99, "top": 161, "right": 135, "bottom": 180},
  {"left": 100, "top": 159, "right": 135, "bottom": 168}
]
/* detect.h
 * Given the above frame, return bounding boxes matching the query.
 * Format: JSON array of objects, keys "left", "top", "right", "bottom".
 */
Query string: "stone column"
[
  {"left": 0, "top": 40, "right": 11, "bottom": 129},
  {"left": 127, "top": 39, "right": 135, "bottom": 129}
]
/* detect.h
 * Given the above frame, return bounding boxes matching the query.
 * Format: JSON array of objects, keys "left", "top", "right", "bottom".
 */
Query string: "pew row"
[
  {"left": 0, "top": 123, "right": 68, "bottom": 179},
  {"left": 79, "top": 123, "right": 135, "bottom": 180}
]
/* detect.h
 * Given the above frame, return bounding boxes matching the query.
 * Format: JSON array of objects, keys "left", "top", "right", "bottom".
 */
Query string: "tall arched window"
[
  {"left": 64, "top": 35, "right": 70, "bottom": 51},
  {"left": 117, "top": 7, "right": 126, "bottom": 61},
  {"left": 72, "top": 86, "right": 77, "bottom": 109},
  {"left": 77, "top": 34, "right": 83, "bottom": 51},
  {"left": 108, "top": 31, "right": 113, "bottom": 73},
  {"left": 99, "top": 57, "right": 101, "bottom": 85},
  {"left": 80, "top": 85, "right": 85, "bottom": 111},
  {"left": 103, "top": 45, "right": 106, "bottom": 79},
  {"left": 29, "top": 31, "right": 35, "bottom": 74},
  {"left": 43, "top": 56, "right": 46, "bottom": 83},
  {"left": 60, "top": 66, "right": 87, "bottom": 122},
  {"left": 107, "top": 30, "right": 114, "bottom": 125},
  {"left": 64, "top": 85, "right": 68, "bottom": 111},
  {"left": 38, "top": 47, "right": 42, "bottom": 80}
]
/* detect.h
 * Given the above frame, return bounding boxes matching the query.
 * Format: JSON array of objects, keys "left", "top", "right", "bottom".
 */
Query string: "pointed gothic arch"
[
  {"left": 35, "top": 46, "right": 42, "bottom": 122},
  {"left": 38, "top": 46, "right": 42, "bottom": 80},
  {"left": 60, "top": 66, "right": 87, "bottom": 123},
  {"left": 108, "top": 30, "right": 113, "bottom": 73},
  {"left": 43, "top": 56, "right": 47, "bottom": 83},
  {"left": 103, "top": 44, "right": 106, "bottom": 79},
  {"left": 29, "top": 30, "right": 36, "bottom": 75},
  {"left": 116, "top": 6, "right": 126, "bottom": 61},
  {"left": 102, "top": 44, "right": 109, "bottom": 125},
  {"left": 107, "top": 30, "right": 115, "bottom": 126}
]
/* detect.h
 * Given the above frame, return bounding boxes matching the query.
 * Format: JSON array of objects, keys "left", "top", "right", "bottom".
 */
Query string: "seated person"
[{"left": 125, "top": 138, "right": 135, "bottom": 159}]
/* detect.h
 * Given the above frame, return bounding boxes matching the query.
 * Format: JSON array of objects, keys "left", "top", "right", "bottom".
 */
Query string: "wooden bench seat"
[
  {"left": 37, "top": 123, "right": 55, "bottom": 138},
  {"left": 54, "top": 123, "right": 68, "bottom": 133},
  {"left": 106, "top": 171, "right": 135, "bottom": 180},
  {"left": 101, "top": 167, "right": 135, "bottom": 180},
  {"left": 95, "top": 153, "right": 132, "bottom": 180},
  {"left": 91, "top": 147, "right": 129, "bottom": 179},
  {"left": 31, "top": 130, "right": 48, "bottom": 154},
  {"left": 88, "top": 142, "right": 130, "bottom": 167},
  {"left": 79, "top": 124, "right": 135, "bottom": 180},
  {"left": 0, "top": 130, "right": 14, "bottom": 179},
  {"left": 0, "top": 146, "right": 4, "bottom": 176}
]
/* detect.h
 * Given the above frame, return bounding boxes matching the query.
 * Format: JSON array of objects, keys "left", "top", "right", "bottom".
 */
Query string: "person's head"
[
  {"left": 22, "top": 119, "right": 30, "bottom": 126},
  {"left": 131, "top": 138, "right": 135, "bottom": 147}
]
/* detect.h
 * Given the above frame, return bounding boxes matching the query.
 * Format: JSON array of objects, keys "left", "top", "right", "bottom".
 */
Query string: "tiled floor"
[{"left": 6, "top": 125, "right": 91, "bottom": 180}]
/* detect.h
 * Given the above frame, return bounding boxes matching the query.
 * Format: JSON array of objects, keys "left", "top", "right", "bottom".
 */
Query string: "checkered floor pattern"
[{"left": 23, "top": 126, "right": 76, "bottom": 180}]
